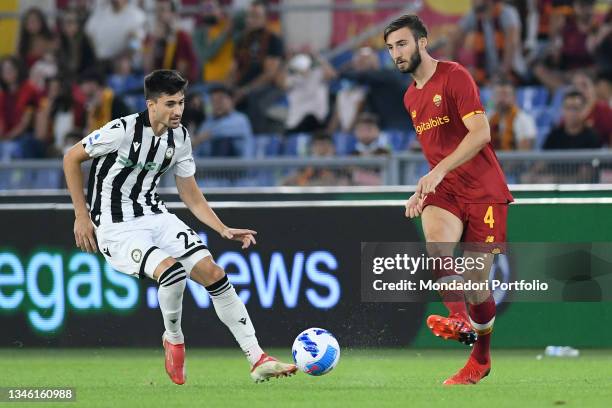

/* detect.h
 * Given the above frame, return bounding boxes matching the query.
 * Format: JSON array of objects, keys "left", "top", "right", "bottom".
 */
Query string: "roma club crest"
[{"left": 433, "top": 94, "right": 442, "bottom": 107}]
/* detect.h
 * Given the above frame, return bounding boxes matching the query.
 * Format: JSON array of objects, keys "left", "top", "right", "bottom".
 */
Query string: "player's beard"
[
  {"left": 398, "top": 48, "right": 422, "bottom": 74},
  {"left": 168, "top": 116, "right": 182, "bottom": 128}
]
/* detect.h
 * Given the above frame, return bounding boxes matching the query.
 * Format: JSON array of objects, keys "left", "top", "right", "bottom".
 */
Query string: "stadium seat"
[
  {"left": 284, "top": 133, "right": 312, "bottom": 156},
  {"left": 536, "top": 125, "right": 552, "bottom": 149},
  {"left": 253, "top": 134, "right": 283, "bottom": 157},
  {"left": 333, "top": 132, "right": 357, "bottom": 156},
  {"left": 533, "top": 107, "right": 555, "bottom": 128},
  {"left": 31, "top": 169, "right": 62, "bottom": 189},
  {"left": 479, "top": 86, "right": 492, "bottom": 107},
  {"left": 550, "top": 86, "right": 569, "bottom": 123},
  {"left": 516, "top": 86, "right": 549, "bottom": 111},
  {"left": 385, "top": 129, "right": 415, "bottom": 151}
]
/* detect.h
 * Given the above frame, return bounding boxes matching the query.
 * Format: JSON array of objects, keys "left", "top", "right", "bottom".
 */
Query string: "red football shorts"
[{"left": 422, "top": 189, "right": 508, "bottom": 254}]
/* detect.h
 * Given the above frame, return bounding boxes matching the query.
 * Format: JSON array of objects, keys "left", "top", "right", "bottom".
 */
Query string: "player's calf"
[
  {"left": 155, "top": 259, "right": 188, "bottom": 384},
  {"left": 190, "top": 258, "right": 297, "bottom": 381},
  {"left": 156, "top": 260, "right": 188, "bottom": 344}
]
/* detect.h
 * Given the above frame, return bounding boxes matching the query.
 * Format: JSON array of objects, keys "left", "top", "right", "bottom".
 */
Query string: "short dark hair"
[
  {"left": 0, "top": 56, "right": 28, "bottom": 89},
  {"left": 384, "top": 14, "right": 428, "bottom": 42},
  {"left": 208, "top": 83, "right": 234, "bottom": 97},
  {"left": 251, "top": 0, "right": 267, "bottom": 9},
  {"left": 564, "top": 89, "right": 586, "bottom": 104},
  {"left": 144, "top": 69, "right": 188, "bottom": 100},
  {"left": 595, "top": 70, "right": 612, "bottom": 84},
  {"left": 79, "top": 67, "right": 106, "bottom": 86},
  {"left": 493, "top": 76, "right": 515, "bottom": 90},
  {"left": 312, "top": 129, "right": 332, "bottom": 143},
  {"left": 157, "top": 0, "right": 178, "bottom": 13},
  {"left": 355, "top": 112, "right": 380, "bottom": 127}
]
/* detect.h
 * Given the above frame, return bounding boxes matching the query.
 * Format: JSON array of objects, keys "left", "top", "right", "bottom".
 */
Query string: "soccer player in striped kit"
[
  {"left": 384, "top": 15, "right": 514, "bottom": 385},
  {"left": 63, "top": 69, "right": 296, "bottom": 384}
]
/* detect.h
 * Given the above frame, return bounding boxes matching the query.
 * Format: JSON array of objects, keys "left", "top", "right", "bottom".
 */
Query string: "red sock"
[
  {"left": 468, "top": 295, "right": 496, "bottom": 365},
  {"left": 441, "top": 290, "right": 468, "bottom": 321},
  {"left": 433, "top": 256, "right": 468, "bottom": 321}
]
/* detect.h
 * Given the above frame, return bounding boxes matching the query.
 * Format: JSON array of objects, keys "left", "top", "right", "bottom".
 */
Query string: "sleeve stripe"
[{"left": 462, "top": 110, "right": 485, "bottom": 120}]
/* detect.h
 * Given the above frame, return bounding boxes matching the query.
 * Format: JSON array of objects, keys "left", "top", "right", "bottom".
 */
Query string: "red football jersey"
[{"left": 404, "top": 61, "right": 513, "bottom": 203}]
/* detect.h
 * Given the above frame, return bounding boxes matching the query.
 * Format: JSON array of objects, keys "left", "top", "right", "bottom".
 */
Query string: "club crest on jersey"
[
  {"left": 411, "top": 110, "right": 417, "bottom": 119},
  {"left": 433, "top": 94, "right": 442, "bottom": 107},
  {"left": 131, "top": 249, "right": 142, "bottom": 263},
  {"left": 165, "top": 147, "right": 174, "bottom": 159}
]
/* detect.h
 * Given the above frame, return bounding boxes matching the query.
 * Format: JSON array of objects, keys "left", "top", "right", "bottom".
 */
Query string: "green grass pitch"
[{"left": 1, "top": 348, "right": 611, "bottom": 408}]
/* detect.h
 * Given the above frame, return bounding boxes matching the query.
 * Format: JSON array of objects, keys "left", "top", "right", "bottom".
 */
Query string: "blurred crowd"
[{"left": 0, "top": 0, "right": 611, "bottom": 182}]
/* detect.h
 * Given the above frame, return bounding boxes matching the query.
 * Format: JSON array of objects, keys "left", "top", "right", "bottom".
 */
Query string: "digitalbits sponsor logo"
[{"left": 415, "top": 116, "right": 450, "bottom": 135}]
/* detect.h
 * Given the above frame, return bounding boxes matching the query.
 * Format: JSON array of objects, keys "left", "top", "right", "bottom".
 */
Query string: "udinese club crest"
[
  {"left": 165, "top": 147, "right": 174, "bottom": 159},
  {"left": 131, "top": 249, "right": 142, "bottom": 263}
]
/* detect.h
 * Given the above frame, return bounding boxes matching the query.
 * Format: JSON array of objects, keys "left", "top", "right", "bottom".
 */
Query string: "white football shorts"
[{"left": 96, "top": 212, "right": 211, "bottom": 279}]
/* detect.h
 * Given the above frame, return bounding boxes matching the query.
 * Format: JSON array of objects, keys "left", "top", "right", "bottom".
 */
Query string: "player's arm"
[
  {"left": 415, "top": 113, "right": 491, "bottom": 198},
  {"left": 63, "top": 142, "right": 98, "bottom": 253},
  {"left": 175, "top": 175, "right": 256, "bottom": 249}
]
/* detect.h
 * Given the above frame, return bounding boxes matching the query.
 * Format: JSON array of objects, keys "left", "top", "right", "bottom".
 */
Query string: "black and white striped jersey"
[{"left": 82, "top": 110, "right": 196, "bottom": 226}]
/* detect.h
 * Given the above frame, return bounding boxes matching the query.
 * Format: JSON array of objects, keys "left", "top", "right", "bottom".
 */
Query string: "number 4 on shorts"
[{"left": 483, "top": 206, "right": 495, "bottom": 228}]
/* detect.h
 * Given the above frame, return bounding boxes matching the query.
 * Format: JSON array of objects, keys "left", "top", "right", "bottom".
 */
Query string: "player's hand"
[
  {"left": 405, "top": 193, "right": 424, "bottom": 218},
  {"left": 221, "top": 227, "right": 257, "bottom": 249},
  {"left": 74, "top": 214, "right": 98, "bottom": 253},
  {"left": 415, "top": 167, "right": 446, "bottom": 199}
]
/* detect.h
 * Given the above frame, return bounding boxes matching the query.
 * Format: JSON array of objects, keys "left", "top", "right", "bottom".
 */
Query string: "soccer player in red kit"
[{"left": 384, "top": 15, "right": 513, "bottom": 385}]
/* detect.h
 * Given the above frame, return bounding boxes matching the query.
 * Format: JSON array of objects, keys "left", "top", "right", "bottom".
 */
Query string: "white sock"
[
  {"left": 206, "top": 275, "right": 264, "bottom": 365},
  {"left": 157, "top": 262, "right": 187, "bottom": 344}
]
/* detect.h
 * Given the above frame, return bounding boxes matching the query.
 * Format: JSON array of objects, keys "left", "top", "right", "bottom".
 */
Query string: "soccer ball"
[{"left": 291, "top": 328, "right": 340, "bottom": 376}]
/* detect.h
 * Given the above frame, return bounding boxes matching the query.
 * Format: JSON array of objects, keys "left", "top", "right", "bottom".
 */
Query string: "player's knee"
[
  {"left": 193, "top": 257, "right": 225, "bottom": 284},
  {"left": 156, "top": 259, "right": 188, "bottom": 288},
  {"left": 425, "top": 240, "right": 453, "bottom": 257}
]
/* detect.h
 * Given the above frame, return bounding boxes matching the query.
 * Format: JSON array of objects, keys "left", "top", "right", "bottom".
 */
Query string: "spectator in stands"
[
  {"left": 489, "top": 79, "right": 537, "bottom": 150},
  {"left": 231, "top": 0, "right": 284, "bottom": 133},
  {"left": 85, "top": 0, "right": 146, "bottom": 69},
  {"left": 279, "top": 53, "right": 336, "bottom": 134},
  {"left": 534, "top": 0, "right": 599, "bottom": 91},
  {"left": 56, "top": 9, "right": 97, "bottom": 77},
  {"left": 283, "top": 131, "right": 350, "bottom": 186},
  {"left": 595, "top": 71, "right": 612, "bottom": 107},
  {"left": 507, "top": 0, "right": 571, "bottom": 63},
  {"left": 448, "top": 0, "right": 526, "bottom": 84},
  {"left": 35, "top": 76, "right": 86, "bottom": 156},
  {"left": 193, "top": 0, "right": 235, "bottom": 82},
  {"left": 182, "top": 92, "right": 206, "bottom": 137},
  {"left": 79, "top": 69, "right": 130, "bottom": 134},
  {"left": 339, "top": 47, "right": 409, "bottom": 130},
  {"left": 351, "top": 113, "right": 391, "bottom": 156},
  {"left": 0, "top": 56, "right": 44, "bottom": 159},
  {"left": 327, "top": 47, "right": 373, "bottom": 134},
  {"left": 525, "top": 90, "right": 602, "bottom": 183},
  {"left": 572, "top": 71, "right": 612, "bottom": 145},
  {"left": 144, "top": 0, "right": 198, "bottom": 81},
  {"left": 107, "top": 51, "right": 143, "bottom": 98},
  {"left": 591, "top": 8, "right": 612, "bottom": 71},
  {"left": 543, "top": 90, "right": 601, "bottom": 149},
  {"left": 18, "top": 7, "right": 56, "bottom": 70},
  {"left": 29, "top": 51, "right": 58, "bottom": 91},
  {"left": 193, "top": 84, "right": 253, "bottom": 157}
]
